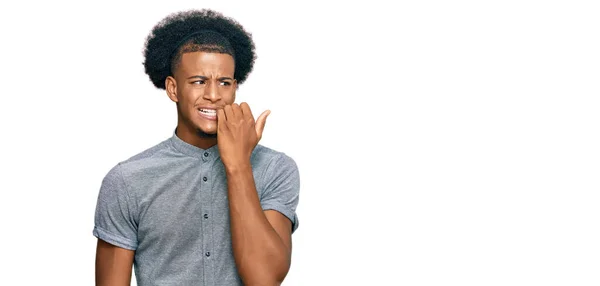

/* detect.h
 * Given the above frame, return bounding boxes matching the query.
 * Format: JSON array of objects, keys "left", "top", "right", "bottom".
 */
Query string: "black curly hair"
[{"left": 143, "top": 9, "right": 256, "bottom": 89}]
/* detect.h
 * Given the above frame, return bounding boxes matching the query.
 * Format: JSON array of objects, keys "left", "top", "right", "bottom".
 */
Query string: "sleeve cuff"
[
  {"left": 93, "top": 225, "right": 138, "bottom": 250},
  {"left": 261, "top": 202, "right": 299, "bottom": 233}
]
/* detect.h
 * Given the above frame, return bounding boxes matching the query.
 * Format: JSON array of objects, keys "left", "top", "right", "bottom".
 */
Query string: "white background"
[{"left": 0, "top": 0, "right": 598, "bottom": 285}]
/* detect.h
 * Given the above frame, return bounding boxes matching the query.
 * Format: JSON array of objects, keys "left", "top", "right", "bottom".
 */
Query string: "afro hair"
[{"left": 143, "top": 9, "right": 256, "bottom": 89}]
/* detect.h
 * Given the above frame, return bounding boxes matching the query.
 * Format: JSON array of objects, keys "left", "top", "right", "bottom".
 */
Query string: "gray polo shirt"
[{"left": 93, "top": 130, "right": 300, "bottom": 285}]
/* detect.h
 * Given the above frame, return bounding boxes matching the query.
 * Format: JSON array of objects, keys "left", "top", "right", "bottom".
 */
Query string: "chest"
[{"left": 131, "top": 160, "right": 266, "bottom": 248}]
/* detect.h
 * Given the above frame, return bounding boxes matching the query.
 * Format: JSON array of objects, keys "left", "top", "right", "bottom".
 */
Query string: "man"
[{"left": 93, "top": 9, "right": 300, "bottom": 286}]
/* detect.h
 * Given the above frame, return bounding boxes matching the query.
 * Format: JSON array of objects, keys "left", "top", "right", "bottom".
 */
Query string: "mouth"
[{"left": 197, "top": 108, "right": 217, "bottom": 121}]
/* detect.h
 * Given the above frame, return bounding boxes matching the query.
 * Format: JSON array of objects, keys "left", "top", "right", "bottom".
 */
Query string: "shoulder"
[
  {"left": 252, "top": 145, "right": 300, "bottom": 191},
  {"left": 121, "top": 137, "right": 172, "bottom": 165},
  {"left": 251, "top": 144, "right": 298, "bottom": 172},
  {"left": 104, "top": 136, "right": 174, "bottom": 180}
]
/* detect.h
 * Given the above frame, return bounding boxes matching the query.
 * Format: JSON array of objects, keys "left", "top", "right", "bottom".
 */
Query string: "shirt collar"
[{"left": 169, "top": 128, "right": 220, "bottom": 160}]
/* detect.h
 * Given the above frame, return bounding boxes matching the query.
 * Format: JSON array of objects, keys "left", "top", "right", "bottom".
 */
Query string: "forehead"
[{"left": 178, "top": 51, "right": 235, "bottom": 76}]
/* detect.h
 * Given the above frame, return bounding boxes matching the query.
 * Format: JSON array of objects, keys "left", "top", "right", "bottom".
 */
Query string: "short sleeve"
[
  {"left": 93, "top": 163, "right": 138, "bottom": 250},
  {"left": 260, "top": 153, "right": 301, "bottom": 233}
]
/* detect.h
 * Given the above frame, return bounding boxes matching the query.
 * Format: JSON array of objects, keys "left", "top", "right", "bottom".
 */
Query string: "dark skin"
[
  {"left": 95, "top": 240, "right": 134, "bottom": 286},
  {"left": 95, "top": 51, "right": 293, "bottom": 285}
]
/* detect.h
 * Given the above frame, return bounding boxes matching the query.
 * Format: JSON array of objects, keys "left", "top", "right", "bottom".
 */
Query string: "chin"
[
  {"left": 195, "top": 125, "right": 218, "bottom": 138},
  {"left": 197, "top": 123, "right": 217, "bottom": 134},
  {"left": 192, "top": 118, "right": 217, "bottom": 134}
]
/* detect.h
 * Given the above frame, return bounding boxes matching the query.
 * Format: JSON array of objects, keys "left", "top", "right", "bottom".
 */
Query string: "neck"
[{"left": 175, "top": 123, "right": 217, "bottom": 150}]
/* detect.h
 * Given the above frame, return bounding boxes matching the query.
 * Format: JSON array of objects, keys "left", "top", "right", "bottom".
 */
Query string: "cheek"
[
  {"left": 224, "top": 89, "right": 236, "bottom": 103},
  {"left": 179, "top": 89, "right": 201, "bottom": 105}
]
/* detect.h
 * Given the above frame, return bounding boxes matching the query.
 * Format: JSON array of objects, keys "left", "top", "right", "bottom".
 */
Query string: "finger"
[
  {"left": 224, "top": 105, "right": 233, "bottom": 121},
  {"left": 255, "top": 110, "right": 271, "bottom": 140},
  {"left": 217, "top": 108, "right": 228, "bottom": 132},
  {"left": 240, "top": 102, "right": 254, "bottom": 121},
  {"left": 231, "top": 103, "right": 242, "bottom": 119}
]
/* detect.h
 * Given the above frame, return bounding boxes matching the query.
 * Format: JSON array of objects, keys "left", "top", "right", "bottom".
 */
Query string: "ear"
[{"left": 165, "top": 76, "right": 178, "bottom": 103}]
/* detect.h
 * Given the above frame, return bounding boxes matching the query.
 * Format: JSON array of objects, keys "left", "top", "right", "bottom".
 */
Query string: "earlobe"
[{"left": 165, "top": 76, "right": 178, "bottom": 103}]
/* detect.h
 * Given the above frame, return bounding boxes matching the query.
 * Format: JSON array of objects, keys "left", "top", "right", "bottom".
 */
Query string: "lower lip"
[{"left": 198, "top": 110, "right": 217, "bottom": 121}]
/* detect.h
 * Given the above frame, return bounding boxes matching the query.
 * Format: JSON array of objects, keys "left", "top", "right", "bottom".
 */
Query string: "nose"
[{"left": 203, "top": 80, "right": 221, "bottom": 103}]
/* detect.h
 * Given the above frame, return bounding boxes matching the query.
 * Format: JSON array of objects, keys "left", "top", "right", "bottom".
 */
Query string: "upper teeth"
[{"left": 199, "top": 109, "right": 216, "bottom": 114}]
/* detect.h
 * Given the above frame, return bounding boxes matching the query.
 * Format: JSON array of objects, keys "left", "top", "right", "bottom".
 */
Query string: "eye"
[
  {"left": 220, "top": 81, "right": 232, "bottom": 86},
  {"left": 192, "top": 80, "right": 206, "bottom": 85}
]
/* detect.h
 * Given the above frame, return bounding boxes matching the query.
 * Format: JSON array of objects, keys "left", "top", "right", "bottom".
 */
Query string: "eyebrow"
[
  {"left": 187, "top": 75, "right": 234, "bottom": 81},
  {"left": 187, "top": 75, "right": 208, "bottom": 80}
]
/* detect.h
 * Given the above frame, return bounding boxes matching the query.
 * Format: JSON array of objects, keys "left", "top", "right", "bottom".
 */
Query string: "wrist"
[{"left": 224, "top": 161, "right": 252, "bottom": 175}]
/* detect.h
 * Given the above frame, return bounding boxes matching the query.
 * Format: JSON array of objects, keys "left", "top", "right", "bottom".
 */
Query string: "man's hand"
[
  {"left": 217, "top": 102, "right": 270, "bottom": 169},
  {"left": 218, "top": 102, "right": 293, "bottom": 284}
]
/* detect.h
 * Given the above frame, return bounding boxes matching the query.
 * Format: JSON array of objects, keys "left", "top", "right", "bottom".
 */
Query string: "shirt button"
[
  {"left": 204, "top": 214, "right": 208, "bottom": 219},
  {"left": 203, "top": 177, "right": 207, "bottom": 182},
  {"left": 205, "top": 252, "right": 210, "bottom": 257},
  {"left": 204, "top": 152, "right": 209, "bottom": 157}
]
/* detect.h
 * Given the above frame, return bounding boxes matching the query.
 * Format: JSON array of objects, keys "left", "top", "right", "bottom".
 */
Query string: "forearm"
[
  {"left": 226, "top": 163, "right": 290, "bottom": 285},
  {"left": 95, "top": 239, "right": 134, "bottom": 286}
]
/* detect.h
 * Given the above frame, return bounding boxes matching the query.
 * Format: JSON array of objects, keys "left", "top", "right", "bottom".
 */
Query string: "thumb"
[{"left": 255, "top": 110, "right": 271, "bottom": 140}]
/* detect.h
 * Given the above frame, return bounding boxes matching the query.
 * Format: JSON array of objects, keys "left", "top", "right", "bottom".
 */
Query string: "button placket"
[
  {"left": 201, "top": 151, "right": 209, "bottom": 162},
  {"left": 199, "top": 159, "right": 215, "bottom": 282}
]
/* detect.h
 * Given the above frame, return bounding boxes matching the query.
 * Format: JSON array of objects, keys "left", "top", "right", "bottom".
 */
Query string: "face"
[{"left": 166, "top": 51, "right": 237, "bottom": 137}]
